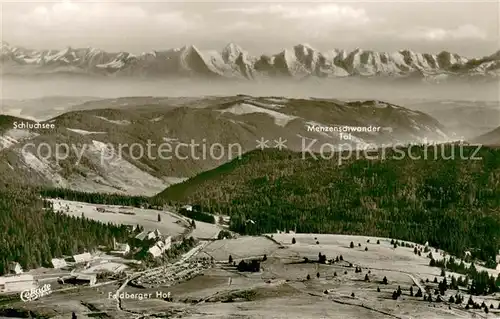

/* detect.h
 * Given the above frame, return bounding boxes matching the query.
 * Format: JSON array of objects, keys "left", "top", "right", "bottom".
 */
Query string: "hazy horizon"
[
  {"left": 2, "top": 1, "right": 498, "bottom": 57},
  {"left": 1, "top": 77, "right": 499, "bottom": 103}
]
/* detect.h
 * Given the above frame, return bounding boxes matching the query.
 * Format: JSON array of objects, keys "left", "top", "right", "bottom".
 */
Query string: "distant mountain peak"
[{"left": 1, "top": 42, "right": 498, "bottom": 81}]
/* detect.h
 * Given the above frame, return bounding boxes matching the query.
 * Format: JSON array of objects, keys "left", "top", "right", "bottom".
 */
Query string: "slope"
[
  {"left": 472, "top": 126, "right": 500, "bottom": 146},
  {"left": 0, "top": 95, "right": 449, "bottom": 195},
  {"left": 155, "top": 146, "right": 500, "bottom": 261}
]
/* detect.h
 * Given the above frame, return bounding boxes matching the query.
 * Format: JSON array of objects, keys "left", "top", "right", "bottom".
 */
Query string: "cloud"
[
  {"left": 402, "top": 25, "right": 487, "bottom": 41},
  {"left": 218, "top": 4, "right": 371, "bottom": 26},
  {"left": 13, "top": 1, "right": 199, "bottom": 33}
]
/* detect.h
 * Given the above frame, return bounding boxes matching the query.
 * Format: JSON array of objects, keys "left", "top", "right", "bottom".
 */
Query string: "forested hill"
[
  {"left": 155, "top": 146, "right": 500, "bottom": 262},
  {"left": 0, "top": 189, "right": 131, "bottom": 275}
]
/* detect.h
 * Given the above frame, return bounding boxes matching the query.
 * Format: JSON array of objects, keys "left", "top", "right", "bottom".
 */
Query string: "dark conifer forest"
[
  {"left": 156, "top": 145, "right": 500, "bottom": 262},
  {"left": 0, "top": 189, "right": 130, "bottom": 276}
]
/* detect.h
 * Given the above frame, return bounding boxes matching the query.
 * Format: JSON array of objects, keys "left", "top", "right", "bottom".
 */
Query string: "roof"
[
  {"left": 73, "top": 252, "right": 92, "bottom": 263},
  {"left": 135, "top": 229, "right": 161, "bottom": 241},
  {"left": 51, "top": 258, "right": 67, "bottom": 268}
]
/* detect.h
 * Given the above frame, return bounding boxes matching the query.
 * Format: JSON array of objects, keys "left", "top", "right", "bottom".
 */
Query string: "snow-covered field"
[
  {"left": 50, "top": 199, "right": 187, "bottom": 237},
  {"left": 66, "top": 128, "right": 106, "bottom": 135},
  {"left": 219, "top": 103, "right": 297, "bottom": 127},
  {"left": 201, "top": 236, "right": 280, "bottom": 261}
]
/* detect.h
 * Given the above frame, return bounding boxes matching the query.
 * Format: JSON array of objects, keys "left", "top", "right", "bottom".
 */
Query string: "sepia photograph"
[{"left": 0, "top": 0, "right": 499, "bottom": 318}]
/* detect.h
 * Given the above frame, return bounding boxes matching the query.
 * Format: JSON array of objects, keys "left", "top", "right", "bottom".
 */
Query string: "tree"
[
  {"left": 157, "top": 213, "right": 161, "bottom": 222},
  {"left": 317, "top": 272, "right": 320, "bottom": 278},
  {"left": 434, "top": 277, "right": 438, "bottom": 283},
  {"left": 410, "top": 286, "right": 414, "bottom": 296},
  {"left": 365, "top": 246, "right": 368, "bottom": 251},
  {"left": 307, "top": 274, "right": 311, "bottom": 280},
  {"left": 364, "top": 274, "right": 369, "bottom": 281},
  {"left": 350, "top": 241, "right": 354, "bottom": 248},
  {"left": 414, "top": 247, "right": 418, "bottom": 254},
  {"left": 228, "top": 255, "right": 233, "bottom": 263},
  {"left": 262, "top": 254, "right": 267, "bottom": 261},
  {"left": 440, "top": 268, "right": 446, "bottom": 277},
  {"left": 382, "top": 276, "right": 388, "bottom": 285},
  {"left": 377, "top": 240, "right": 380, "bottom": 244},
  {"left": 351, "top": 292, "right": 355, "bottom": 298},
  {"left": 292, "top": 237, "right": 296, "bottom": 244},
  {"left": 72, "top": 312, "right": 77, "bottom": 319},
  {"left": 415, "top": 288, "right": 423, "bottom": 297},
  {"left": 377, "top": 287, "right": 381, "bottom": 292},
  {"left": 392, "top": 291, "right": 398, "bottom": 300}
]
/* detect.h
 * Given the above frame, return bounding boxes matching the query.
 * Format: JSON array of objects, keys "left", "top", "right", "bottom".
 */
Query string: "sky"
[{"left": 1, "top": 0, "right": 499, "bottom": 57}]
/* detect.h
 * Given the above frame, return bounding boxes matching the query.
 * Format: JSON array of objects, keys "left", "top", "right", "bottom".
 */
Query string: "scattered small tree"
[
  {"left": 415, "top": 288, "right": 423, "bottom": 297},
  {"left": 351, "top": 292, "right": 355, "bottom": 298},
  {"left": 306, "top": 274, "right": 311, "bottom": 280},
  {"left": 364, "top": 274, "right": 369, "bottom": 282},
  {"left": 365, "top": 247, "right": 368, "bottom": 251},
  {"left": 382, "top": 276, "right": 388, "bottom": 285},
  {"left": 228, "top": 255, "right": 233, "bottom": 263},
  {"left": 377, "top": 287, "right": 381, "bottom": 292},
  {"left": 262, "top": 254, "right": 267, "bottom": 261},
  {"left": 433, "top": 277, "right": 438, "bottom": 283},
  {"left": 316, "top": 272, "right": 320, "bottom": 278},
  {"left": 440, "top": 268, "right": 446, "bottom": 277},
  {"left": 157, "top": 213, "right": 161, "bottom": 222},
  {"left": 292, "top": 237, "right": 296, "bottom": 244},
  {"left": 350, "top": 241, "right": 354, "bottom": 248},
  {"left": 358, "top": 243, "right": 361, "bottom": 247},
  {"left": 392, "top": 291, "right": 398, "bottom": 300},
  {"left": 414, "top": 247, "right": 418, "bottom": 255},
  {"left": 377, "top": 240, "right": 380, "bottom": 244},
  {"left": 410, "top": 286, "right": 413, "bottom": 296}
]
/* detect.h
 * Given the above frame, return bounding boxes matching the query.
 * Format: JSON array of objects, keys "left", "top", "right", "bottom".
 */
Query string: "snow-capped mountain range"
[{"left": 2, "top": 41, "right": 499, "bottom": 80}]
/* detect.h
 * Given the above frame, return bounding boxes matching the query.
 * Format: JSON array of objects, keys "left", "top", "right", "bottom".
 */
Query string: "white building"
[
  {"left": 116, "top": 243, "right": 130, "bottom": 253},
  {"left": 112, "top": 238, "right": 131, "bottom": 254},
  {"left": 75, "top": 274, "right": 97, "bottom": 286},
  {"left": 72, "top": 253, "right": 92, "bottom": 263},
  {"left": 51, "top": 258, "right": 67, "bottom": 269},
  {"left": 135, "top": 229, "right": 161, "bottom": 241},
  {"left": 148, "top": 236, "right": 172, "bottom": 258},
  {"left": 10, "top": 262, "right": 23, "bottom": 275},
  {"left": 0, "top": 274, "right": 35, "bottom": 293}
]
